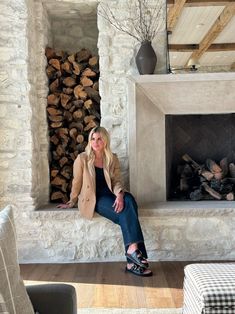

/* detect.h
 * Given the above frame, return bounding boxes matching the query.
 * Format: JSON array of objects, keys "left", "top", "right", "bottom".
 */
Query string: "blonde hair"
[{"left": 85, "top": 126, "right": 114, "bottom": 176}]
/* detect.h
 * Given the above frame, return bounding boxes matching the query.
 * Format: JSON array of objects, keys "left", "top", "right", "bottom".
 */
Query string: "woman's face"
[{"left": 90, "top": 132, "right": 105, "bottom": 153}]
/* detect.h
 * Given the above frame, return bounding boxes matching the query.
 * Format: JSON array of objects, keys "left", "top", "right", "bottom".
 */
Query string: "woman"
[{"left": 58, "top": 126, "right": 152, "bottom": 277}]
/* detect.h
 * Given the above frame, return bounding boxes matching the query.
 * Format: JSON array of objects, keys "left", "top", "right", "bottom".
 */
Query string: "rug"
[{"left": 77, "top": 308, "right": 182, "bottom": 314}]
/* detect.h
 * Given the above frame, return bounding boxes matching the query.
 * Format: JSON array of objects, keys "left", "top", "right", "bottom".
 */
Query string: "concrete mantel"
[
  {"left": 128, "top": 72, "right": 235, "bottom": 115},
  {"left": 128, "top": 72, "right": 235, "bottom": 83}
]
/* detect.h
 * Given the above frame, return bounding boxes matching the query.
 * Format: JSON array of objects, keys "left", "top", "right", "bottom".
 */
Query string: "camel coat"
[{"left": 70, "top": 152, "right": 124, "bottom": 219}]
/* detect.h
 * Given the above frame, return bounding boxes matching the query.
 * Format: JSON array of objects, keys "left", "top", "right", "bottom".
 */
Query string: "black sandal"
[
  {"left": 125, "top": 249, "right": 149, "bottom": 269},
  {"left": 125, "top": 264, "right": 152, "bottom": 277}
]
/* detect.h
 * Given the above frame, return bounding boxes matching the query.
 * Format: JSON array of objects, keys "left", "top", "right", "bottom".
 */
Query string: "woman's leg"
[
  {"left": 95, "top": 193, "right": 146, "bottom": 257},
  {"left": 95, "top": 192, "right": 152, "bottom": 275}
]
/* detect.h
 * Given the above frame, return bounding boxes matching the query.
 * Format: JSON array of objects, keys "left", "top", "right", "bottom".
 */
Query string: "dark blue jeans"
[{"left": 95, "top": 192, "right": 147, "bottom": 263}]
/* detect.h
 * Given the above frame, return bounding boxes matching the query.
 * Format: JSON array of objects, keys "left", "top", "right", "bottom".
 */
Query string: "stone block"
[{"left": 0, "top": 129, "right": 16, "bottom": 150}]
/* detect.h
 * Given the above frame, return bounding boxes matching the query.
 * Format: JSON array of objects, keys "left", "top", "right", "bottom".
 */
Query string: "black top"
[{"left": 95, "top": 167, "right": 113, "bottom": 197}]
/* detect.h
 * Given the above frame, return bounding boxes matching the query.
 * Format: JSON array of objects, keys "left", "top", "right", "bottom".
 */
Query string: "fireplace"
[
  {"left": 128, "top": 73, "right": 235, "bottom": 205},
  {"left": 166, "top": 113, "right": 235, "bottom": 200}
]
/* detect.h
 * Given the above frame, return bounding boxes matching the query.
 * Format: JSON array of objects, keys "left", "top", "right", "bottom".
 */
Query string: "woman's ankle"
[{"left": 127, "top": 243, "right": 138, "bottom": 254}]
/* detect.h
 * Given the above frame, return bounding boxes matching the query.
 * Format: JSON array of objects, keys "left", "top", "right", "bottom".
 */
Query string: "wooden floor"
[{"left": 20, "top": 261, "right": 188, "bottom": 309}]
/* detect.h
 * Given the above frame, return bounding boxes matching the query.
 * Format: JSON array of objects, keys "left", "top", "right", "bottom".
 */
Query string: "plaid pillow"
[{"left": 0, "top": 205, "right": 34, "bottom": 314}]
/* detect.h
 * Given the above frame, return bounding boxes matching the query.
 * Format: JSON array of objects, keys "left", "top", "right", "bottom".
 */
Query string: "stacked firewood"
[
  {"left": 45, "top": 47, "right": 100, "bottom": 203},
  {"left": 175, "top": 154, "right": 235, "bottom": 201}
]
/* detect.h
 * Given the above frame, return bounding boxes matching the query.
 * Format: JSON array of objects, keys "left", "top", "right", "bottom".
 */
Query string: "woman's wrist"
[{"left": 117, "top": 191, "right": 124, "bottom": 198}]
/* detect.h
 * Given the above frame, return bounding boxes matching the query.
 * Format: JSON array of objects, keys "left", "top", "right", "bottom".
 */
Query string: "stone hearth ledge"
[
  {"left": 16, "top": 201, "right": 235, "bottom": 263},
  {"left": 36, "top": 201, "right": 235, "bottom": 217}
]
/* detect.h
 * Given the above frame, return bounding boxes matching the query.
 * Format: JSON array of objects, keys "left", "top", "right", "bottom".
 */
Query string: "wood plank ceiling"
[{"left": 167, "top": 0, "right": 235, "bottom": 71}]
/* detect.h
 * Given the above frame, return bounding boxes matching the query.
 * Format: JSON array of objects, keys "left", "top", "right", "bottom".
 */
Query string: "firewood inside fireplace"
[{"left": 172, "top": 154, "right": 235, "bottom": 201}]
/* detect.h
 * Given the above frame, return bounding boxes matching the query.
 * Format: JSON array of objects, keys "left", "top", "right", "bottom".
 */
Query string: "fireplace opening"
[{"left": 166, "top": 114, "right": 235, "bottom": 201}]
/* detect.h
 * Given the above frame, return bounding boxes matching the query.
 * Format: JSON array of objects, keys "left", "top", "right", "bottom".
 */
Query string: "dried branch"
[{"left": 98, "top": 0, "right": 164, "bottom": 43}]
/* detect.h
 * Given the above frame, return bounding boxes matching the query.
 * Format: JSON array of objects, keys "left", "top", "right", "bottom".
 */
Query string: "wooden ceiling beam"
[
  {"left": 169, "top": 43, "right": 235, "bottom": 51},
  {"left": 185, "top": 4, "right": 235, "bottom": 66},
  {"left": 168, "top": 0, "right": 235, "bottom": 6},
  {"left": 167, "top": 0, "right": 187, "bottom": 32}
]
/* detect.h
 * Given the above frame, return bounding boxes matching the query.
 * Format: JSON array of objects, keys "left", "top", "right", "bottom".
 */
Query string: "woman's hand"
[
  {"left": 113, "top": 192, "right": 124, "bottom": 213},
  {"left": 56, "top": 201, "right": 74, "bottom": 209}
]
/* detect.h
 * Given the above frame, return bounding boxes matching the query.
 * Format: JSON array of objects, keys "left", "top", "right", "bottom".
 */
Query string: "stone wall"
[
  {"left": 48, "top": 3, "right": 98, "bottom": 55},
  {"left": 17, "top": 205, "right": 235, "bottom": 263},
  {"left": 4, "top": 0, "right": 235, "bottom": 265},
  {"left": 0, "top": 0, "right": 34, "bottom": 209}
]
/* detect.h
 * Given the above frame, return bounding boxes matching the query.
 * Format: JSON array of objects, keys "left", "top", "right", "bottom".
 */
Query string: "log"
[
  {"left": 180, "top": 177, "right": 189, "bottom": 191},
  {"left": 46, "top": 65, "right": 56, "bottom": 79},
  {"left": 63, "top": 87, "right": 74, "bottom": 95},
  {"left": 76, "top": 134, "right": 84, "bottom": 144},
  {"left": 56, "top": 144, "right": 64, "bottom": 157},
  {"left": 84, "top": 99, "right": 93, "bottom": 110},
  {"left": 56, "top": 128, "right": 68, "bottom": 141},
  {"left": 61, "top": 166, "right": 72, "bottom": 180},
  {"left": 77, "top": 142, "right": 87, "bottom": 153},
  {"left": 47, "top": 94, "right": 60, "bottom": 106},
  {"left": 50, "top": 122, "right": 63, "bottom": 128},
  {"left": 80, "top": 76, "right": 93, "bottom": 87},
  {"left": 72, "top": 61, "right": 81, "bottom": 75},
  {"left": 206, "top": 159, "right": 222, "bottom": 173},
  {"left": 89, "top": 56, "right": 98, "bottom": 67},
  {"left": 55, "top": 50, "right": 67, "bottom": 60},
  {"left": 49, "top": 58, "right": 61, "bottom": 71},
  {"left": 68, "top": 54, "right": 75, "bottom": 63},
  {"left": 68, "top": 121, "right": 84, "bottom": 132},
  {"left": 51, "top": 191, "right": 65, "bottom": 201},
  {"left": 74, "top": 85, "right": 87, "bottom": 100},
  {"left": 69, "top": 128, "right": 78, "bottom": 141},
  {"left": 73, "top": 109, "right": 85, "bottom": 120},
  {"left": 47, "top": 107, "right": 62, "bottom": 116},
  {"left": 59, "top": 156, "right": 68, "bottom": 168},
  {"left": 84, "top": 86, "right": 100, "bottom": 103},
  {"left": 76, "top": 48, "right": 92, "bottom": 62},
  {"left": 182, "top": 154, "right": 201, "bottom": 172},
  {"left": 61, "top": 93, "right": 71, "bottom": 108},
  {"left": 229, "top": 163, "right": 235, "bottom": 178},
  {"left": 51, "top": 169, "right": 59, "bottom": 177},
  {"left": 48, "top": 115, "right": 63, "bottom": 122},
  {"left": 73, "top": 100, "right": 84, "bottom": 108},
  {"left": 220, "top": 157, "right": 228, "bottom": 177},
  {"left": 63, "top": 77, "right": 77, "bottom": 87},
  {"left": 50, "top": 135, "right": 59, "bottom": 145},
  {"left": 202, "top": 182, "right": 222, "bottom": 200},
  {"left": 61, "top": 61, "right": 72, "bottom": 74},
  {"left": 93, "top": 81, "right": 99, "bottom": 91},
  {"left": 49, "top": 79, "right": 59, "bottom": 93},
  {"left": 63, "top": 110, "right": 73, "bottom": 122},
  {"left": 51, "top": 175, "right": 67, "bottom": 187},
  {"left": 84, "top": 120, "right": 98, "bottom": 131},
  {"left": 190, "top": 189, "right": 202, "bottom": 201},
  {"left": 45, "top": 47, "right": 56, "bottom": 60},
  {"left": 69, "top": 105, "right": 76, "bottom": 113},
  {"left": 82, "top": 68, "right": 96, "bottom": 77},
  {"left": 84, "top": 115, "right": 96, "bottom": 124},
  {"left": 201, "top": 170, "right": 214, "bottom": 181},
  {"left": 226, "top": 192, "right": 234, "bottom": 201}
]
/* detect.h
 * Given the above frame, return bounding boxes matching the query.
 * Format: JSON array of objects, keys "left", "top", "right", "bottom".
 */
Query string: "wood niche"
[{"left": 45, "top": 47, "right": 101, "bottom": 203}]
